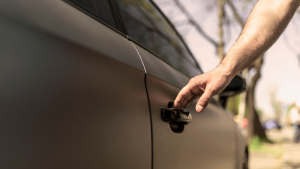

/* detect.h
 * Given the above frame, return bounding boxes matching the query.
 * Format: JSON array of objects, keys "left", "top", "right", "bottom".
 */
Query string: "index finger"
[
  {"left": 174, "top": 81, "right": 201, "bottom": 109},
  {"left": 174, "top": 85, "right": 191, "bottom": 109}
]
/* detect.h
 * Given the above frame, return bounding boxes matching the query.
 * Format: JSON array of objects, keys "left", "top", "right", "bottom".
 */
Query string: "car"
[
  {"left": 263, "top": 120, "right": 281, "bottom": 130},
  {"left": 0, "top": 0, "right": 248, "bottom": 168}
]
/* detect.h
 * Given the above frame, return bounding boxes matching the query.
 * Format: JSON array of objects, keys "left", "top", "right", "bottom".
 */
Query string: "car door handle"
[{"left": 161, "top": 108, "right": 192, "bottom": 124}]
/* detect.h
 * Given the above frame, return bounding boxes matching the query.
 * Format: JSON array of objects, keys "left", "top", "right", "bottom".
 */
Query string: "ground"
[{"left": 249, "top": 127, "right": 300, "bottom": 169}]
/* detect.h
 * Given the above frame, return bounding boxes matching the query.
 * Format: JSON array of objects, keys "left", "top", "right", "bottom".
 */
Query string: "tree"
[
  {"left": 246, "top": 55, "right": 267, "bottom": 140},
  {"left": 172, "top": 0, "right": 226, "bottom": 60}
]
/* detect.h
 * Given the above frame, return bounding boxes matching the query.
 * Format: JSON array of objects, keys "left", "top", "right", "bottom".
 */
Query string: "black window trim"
[
  {"left": 64, "top": 0, "right": 128, "bottom": 38},
  {"left": 113, "top": 0, "right": 128, "bottom": 35},
  {"left": 108, "top": 0, "right": 128, "bottom": 33}
]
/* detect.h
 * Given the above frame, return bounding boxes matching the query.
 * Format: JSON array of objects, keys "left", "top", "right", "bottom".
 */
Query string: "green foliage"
[
  {"left": 249, "top": 136, "right": 262, "bottom": 149},
  {"left": 256, "top": 109, "right": 263, "bottom": 116},
  {"left": 249, "top": 136, "right": 283, "bottom": 156},
  {"left": 226, "top": 94, "right": 240, "bottom": 115},
  {"left": 249, "top": 136, "right": 272, "bottom": 149}
]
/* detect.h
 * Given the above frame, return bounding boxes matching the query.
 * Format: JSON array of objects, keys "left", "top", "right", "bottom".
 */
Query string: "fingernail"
[{"left": 196, "top": 105, "right": 203, "bottom": 112}]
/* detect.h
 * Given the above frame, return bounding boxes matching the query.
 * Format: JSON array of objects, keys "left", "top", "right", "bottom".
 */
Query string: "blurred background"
[{"left": 154, "top": 0, "right": 300, "bottom": 168}]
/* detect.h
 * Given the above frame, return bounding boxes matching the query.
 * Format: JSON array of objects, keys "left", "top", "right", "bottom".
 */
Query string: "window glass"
[
  {"left": 117, "top": 0, "right": 200, "bottom": 77},
  {"left": 70, "top": 0, "right": 116, "bottom": 29}
]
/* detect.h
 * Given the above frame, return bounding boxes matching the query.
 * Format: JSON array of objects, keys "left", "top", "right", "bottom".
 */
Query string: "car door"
[
  {"left": 116, "top": 0, "right": 238, "bottom": 168},
  {"left": 0, "top": 1, "right": 151, "bottom": 169}
]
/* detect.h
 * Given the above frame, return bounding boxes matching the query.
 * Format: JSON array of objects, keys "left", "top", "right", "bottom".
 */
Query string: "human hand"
[{"left": 174, "top": 66, "right": 234, "bottom": 112}]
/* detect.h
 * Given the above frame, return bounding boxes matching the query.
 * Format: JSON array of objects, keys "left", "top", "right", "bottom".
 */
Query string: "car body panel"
[
  {"left": 0, "top": 0, "right": 145, "bottom": 72},
  {"left": 134, "top": 44, "right": 190, "bottom": 89},
  {"left": 0, "top": 1, "right": 151, "bottom": 169},
  {"left": 236, "top": 126, "right": 248, "bottom": 168}
]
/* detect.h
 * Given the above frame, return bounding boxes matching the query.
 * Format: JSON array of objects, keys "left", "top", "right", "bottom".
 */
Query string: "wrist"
[{"left": 217, "top": 61, "right": 236, "bottom": 80}]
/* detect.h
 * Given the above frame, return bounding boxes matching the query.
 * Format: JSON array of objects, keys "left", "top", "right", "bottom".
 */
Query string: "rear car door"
[
  {"left": 0, "top": 1, "right": 151, "bottom": 168},
  {"left": 117, "top": 0, "right": 238, "bottom": 168}
]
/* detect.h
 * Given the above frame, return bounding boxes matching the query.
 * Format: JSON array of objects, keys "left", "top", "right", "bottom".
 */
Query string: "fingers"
[
  {"left": 183, "top": 90, "right": 204, "bottom": 108},
  {"left": 174, "top": 86, "right": 191, "bottom": 109},
  {"left": 174, "top": 66, "right": 230, "bottom": 112},
  {"left": 196, "top": 89, "right": 214, "bottom": 112},
  {"left": 174, "top": 82, "right": 201, "bottom": 109},
  {"left": 180, "top": 86, "right": 201, "bottom": 109}
]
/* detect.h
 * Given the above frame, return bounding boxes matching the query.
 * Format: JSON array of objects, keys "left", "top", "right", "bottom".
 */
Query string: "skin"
[{"left": 174, "top": 0, "right": 300, "bottom": 112}]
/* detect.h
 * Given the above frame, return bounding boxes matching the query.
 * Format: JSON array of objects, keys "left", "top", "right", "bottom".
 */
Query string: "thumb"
[{"left": 196, "top": 89, "right": 213, "bottom": 112}]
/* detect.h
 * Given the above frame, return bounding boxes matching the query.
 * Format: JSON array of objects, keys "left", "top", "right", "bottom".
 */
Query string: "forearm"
[
  {"left": 220, "top": 0, "right": 300, "bottom": 78},
  {"left": 174, "top": 0, "right": 300, "bottom": 112}
]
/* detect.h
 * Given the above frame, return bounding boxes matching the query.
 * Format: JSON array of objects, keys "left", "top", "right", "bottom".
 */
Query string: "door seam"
[
  {"left": 130, "top": 41, "right": 147, "bottom": 74},
  {"left": 144, "top": 74, "right": 153, "bottom": 169},
  {"left": 130, "top": 41, "right": 153, "bottom": 169}
]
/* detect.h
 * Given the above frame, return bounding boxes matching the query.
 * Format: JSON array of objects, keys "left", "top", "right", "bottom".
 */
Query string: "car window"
[
  {"left": 70, "top": 0, "right": 116, "bottom": 29},
  {"left": 116, "top": 0, "right": 200, "bottom": 77}
]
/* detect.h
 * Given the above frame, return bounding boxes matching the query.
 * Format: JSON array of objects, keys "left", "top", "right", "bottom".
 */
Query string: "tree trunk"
[
  {"left": 246, "top": 55, "right": 267, "bottom": 141},
  {"left": 218, "top": 0, "right": 225, "bottom": 60},
  {"left": 237, "top": 70, "right": 248, "bottom": 128}
]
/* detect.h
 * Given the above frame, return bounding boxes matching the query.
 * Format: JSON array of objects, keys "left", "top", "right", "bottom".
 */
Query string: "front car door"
[{"left": 117, "top": 0, "right": 238, "bottom": 168}]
